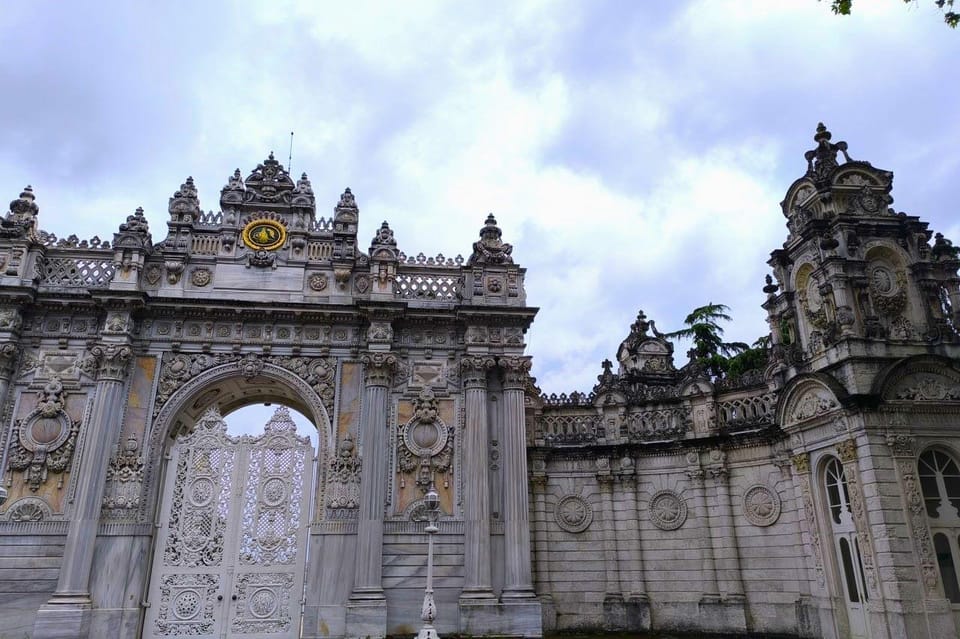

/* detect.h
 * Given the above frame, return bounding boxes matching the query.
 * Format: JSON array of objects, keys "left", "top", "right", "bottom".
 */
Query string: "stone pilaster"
[
  {"left": 498, "top": 356, "right": 536, "bottom": 599},
  {"left": 460, "top": 356, "right": 496, "bottom": 600},
  {"left": 346, "top": 352, "right": 396, "bottom": 638},
  {"left": 617, "top": 458, "right": 648, "bottom": 601},
  {"left": 686, "top": 453, "right": 719, "bottom": 602},
  {"left": 596, "top": 462, "right": 621, "bottom": 603},
  {"left": 34, "top": 340, "right": 132, "bottom": 639},
  {"left": 529, "top": 466, "right": 551, "bottom": 600},
  {"left": 705, "top": 450, "right": 745, "bottom": 601}
]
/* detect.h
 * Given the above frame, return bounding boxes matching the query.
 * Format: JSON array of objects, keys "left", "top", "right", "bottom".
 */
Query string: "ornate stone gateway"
[{"left": 143, "top": 407, "right": 313, "bottom": 639}]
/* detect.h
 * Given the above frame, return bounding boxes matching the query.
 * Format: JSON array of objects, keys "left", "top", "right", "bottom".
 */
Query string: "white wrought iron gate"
[{"left": 144, "top": 407, "right": 313, "bottom": 639}]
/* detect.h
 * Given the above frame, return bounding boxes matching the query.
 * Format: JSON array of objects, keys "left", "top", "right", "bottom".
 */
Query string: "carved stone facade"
[{"left": 0, "top": 129, "right": 959, "bottom": 639}]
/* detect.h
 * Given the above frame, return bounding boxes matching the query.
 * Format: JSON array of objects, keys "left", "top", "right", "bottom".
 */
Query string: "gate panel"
[{"left": 144, "top": 407, "right": 313, "bottom": 639}]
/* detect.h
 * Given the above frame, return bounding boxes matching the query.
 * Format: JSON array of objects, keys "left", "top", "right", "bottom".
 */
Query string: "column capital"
[
  {"left": 89, "top": 343, "right": 133, "bottom": 382},
  {"left": 361, "top": 352, "right": 398, "bottom": 387},
  {"left": 790, "top": 451, "right": 810, "bottom": 473},
  {"left": 498, "top": 356, "right": 532, "bottom": 390},
  {"left": 460, "top": 355, "right": 495, "bottom": 389},
  {"left": 837, "top": 438, "right": 858, "bottom": 463},
  {"left": 886, "top": 432, "right": 917, "bottom": 458}
]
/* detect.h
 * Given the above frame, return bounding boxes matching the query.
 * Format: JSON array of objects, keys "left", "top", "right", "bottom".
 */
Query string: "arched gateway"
[
  {"left": 3, "top": 127, "right": 960, "bottom": 639},
  {"left": 0, "top": 155, "right": 539, "bottom": 639}
]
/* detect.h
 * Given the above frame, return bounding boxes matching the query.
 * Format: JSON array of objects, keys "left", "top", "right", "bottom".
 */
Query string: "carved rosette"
[
  {"left": 649, "top": 490, "right": 687, "bottom": 531},
  {"left": 6, "top": 377, "right": 80, "bottom": 491},
  {"left": 554, "top": 494, "right": 593, "bottom": 533},
  {"left": 90, "top": 343, "right": 133, "bottom": 382},
  {"left": 499, "top": 356, "right": 532, "bottom": 390},
  {"left": 460, "top": 355, "right": 494, "bottom": 389},
  {"left": 361, "top": 352, "right": 397, "bottom": 388},
  {"left": 742, "top": 485, "right": 781, "bottom": 527},
  {"left": 397, "top": 389, "right": 453, "bottom": 493}
]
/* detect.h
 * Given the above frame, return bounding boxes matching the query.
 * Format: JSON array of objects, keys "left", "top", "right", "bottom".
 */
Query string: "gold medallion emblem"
[{"left": 241, "top": 219, "right": 286, "bottom": 251}]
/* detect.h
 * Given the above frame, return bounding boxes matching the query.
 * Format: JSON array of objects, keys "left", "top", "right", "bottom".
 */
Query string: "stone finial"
[
  {"left": 1, "top": 185, "right": 40, "bottom": 239},
  {"left": 371, "top": 221, "right": 396, "bottom": 247},
  {"left": 932, "top": 232, "right": 960, "bottom": 261},
  {"left": 804, "top": 122, "right": 853, "bottom": 184},
  {"left": 169, "top": 176, "right": 201, "bottom": 217},
  {"left": 296, "top": 172, "right": 313, "bottom": 195},
  {"left": 244, "top": 153, "right": 295, "bottom": 200},
  {"left": 119, "top": 207, "right": 150, "bottom": 235},
  {"left": 763, "top": 274, "right": 779, "bottom": 295},
  {"left": 9, "top": 185, "right": 38, "bottom": 219},
  {"left": 334, "top": 187, "right": 359, "bottom": 225},
  {"left": 467, "top": 213, "right": 514, "bottom": 266}
]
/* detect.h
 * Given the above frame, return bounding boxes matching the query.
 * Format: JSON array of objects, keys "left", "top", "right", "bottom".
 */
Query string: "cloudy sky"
[{"left": 2, "top": 0, "right": 959, "bottom": 416}]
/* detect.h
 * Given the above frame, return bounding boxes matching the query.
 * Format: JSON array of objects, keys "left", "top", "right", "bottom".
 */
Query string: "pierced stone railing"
[
  {"left": 717, "top": 392, "right": 776, "bottom": 429},
  {"left": 196, "top": 210, "right": 223, "bottom": 226},
  {"left": 541, "top": 392, "right": 595, "bottom": 407},
  {"left": 537, "top": 412, "right": 600, "bottom": 445},
  {"left": 310, "top": 217, "right": 334, "bottom": 232},
  {"left": 38, "top": 231, "right": 110, "bottom": 250},
  {"left": 625, "top": 406, "right": 688, "bottom": 441},
  {"left": 38, "top": 255, "right": 116, "bottom": 288},
  {"left": 394, "top": 271, "right": 460, "bottom": 301}
]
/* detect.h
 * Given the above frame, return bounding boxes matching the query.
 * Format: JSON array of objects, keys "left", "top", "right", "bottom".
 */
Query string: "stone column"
[
  {"left": 350, "top": 353, "right": 397, "bottom": 599},
  {"left": 460, "top": 356, "right": 495, "bottom": 599},
  {"left": 34, "top": 342, "right": 132, "bottom": 639},
  {"left": 499, "top": 356, "right": 536, "bottom": 599}
]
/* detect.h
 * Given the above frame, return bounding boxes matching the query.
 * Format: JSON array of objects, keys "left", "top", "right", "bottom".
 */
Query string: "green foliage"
[
  {"left": 665, "top": 303, "right": 750, "bottom": 377},
  {"left": 827, "top": 0, "right": 959, "bottom": 28},
  {"left": 726, "top": 336, "right": 771, "bottom": 379}
]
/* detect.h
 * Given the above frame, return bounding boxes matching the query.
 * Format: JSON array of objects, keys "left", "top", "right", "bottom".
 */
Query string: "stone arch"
[
  {"left": 872, "top": 355, "right": 960, "bottom": 402},
  {"left": 140, "top": 360, "right": 334, "bottom": 522},
  {"left": 776, "top": 373, "right": 847, "bottom": 428}
]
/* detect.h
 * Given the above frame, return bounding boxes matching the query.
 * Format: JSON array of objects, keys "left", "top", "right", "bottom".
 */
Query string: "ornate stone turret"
[
  {"left": 764, "top": 123, "right": 960, "bottom": 378},
  {"left": 1, "top": 185, "right": 39, "bottom": 240},
  {"left": 110, "top": 207, "right": 152, "bottom": 288},
  {"left": 615, "top": 310, "right": 676, "bottom": 380}
]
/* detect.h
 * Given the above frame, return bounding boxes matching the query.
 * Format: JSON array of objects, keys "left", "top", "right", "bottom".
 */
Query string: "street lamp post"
[{"left": 417, "top": 483, "right": 441, "bottom": 639}]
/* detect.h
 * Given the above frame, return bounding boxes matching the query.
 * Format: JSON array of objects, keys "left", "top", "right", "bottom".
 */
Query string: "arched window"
[
  {"left": 918, "top": 449, "right": 960, "bottom": 603},
  {"left": 822, "top": 456, "right": 869, "bottom": 608}
]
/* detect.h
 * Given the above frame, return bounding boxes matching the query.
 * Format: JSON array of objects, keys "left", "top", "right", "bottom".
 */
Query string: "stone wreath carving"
[
  {"left": 397, "top": 388, "right": 453, "bottom": 493},
  {"left": 649, "top": 489, "right": 687, "bottom": 531},
  {"left": 742, "top": 484, "right": 781, "bottom": 527},
  {"left": 154, "top": 352, "right": 336, "bottom": 419},
  {"left": 6, "top": 377, "right": 80, "bottom": 491},
  {"left": 554, "top": 494, "right": 593, "bottom": 533}
]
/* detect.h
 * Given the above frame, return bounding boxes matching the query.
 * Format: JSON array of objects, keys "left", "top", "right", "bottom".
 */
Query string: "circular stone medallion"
[
  {"left": 249, "top": 587, "right": 278, "bottom": 618},
  {"left": 554, "top": 494, "right": 593, "bottom": 533},
  {"left": 189, "top": 478, "right": 215, "bottom": 507},
  {"left": 649, "top": 490, "right": 687, "bottom": 531},
  {"left": 242, "top": 219, "right": 286, "bottom": 251},
  {"left": 742, "top": 485, "right": 781, "bottom": 527},
  {"left": 173, "top": 589, "right": 202, "bottom": 620},
  {"left": 261, "top": 477, "right": 287, "bottom": 506}
]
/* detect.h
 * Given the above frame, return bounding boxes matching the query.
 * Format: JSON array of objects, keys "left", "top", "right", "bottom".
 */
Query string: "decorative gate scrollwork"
[{"left": 144, "top": 406, "right": 313, "bottom": 639}]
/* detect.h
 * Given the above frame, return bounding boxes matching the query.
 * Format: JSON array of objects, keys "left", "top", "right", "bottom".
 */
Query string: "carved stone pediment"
[
  {"left": 784, "top": 383, "right": 840, "bottom": 426},
  {"left": 891, "top": 373, "right": 960, "bottom": 401}
]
